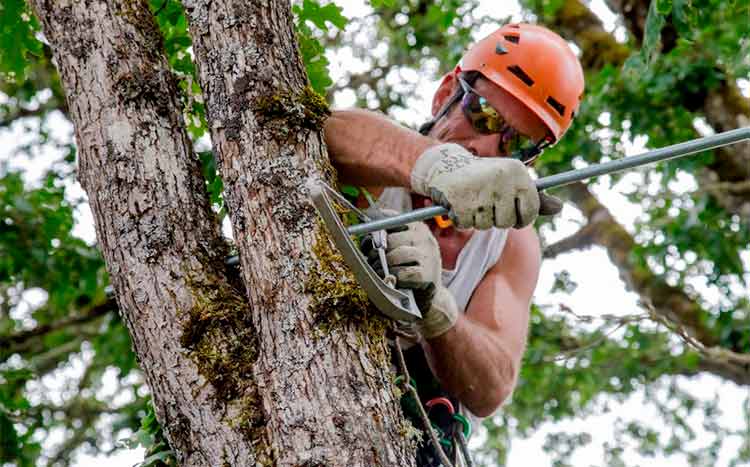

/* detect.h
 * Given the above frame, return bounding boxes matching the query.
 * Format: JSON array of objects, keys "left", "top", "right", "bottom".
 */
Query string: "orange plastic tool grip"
[{"left": 434, "top": 215, "right": 453, "bottom": 229}]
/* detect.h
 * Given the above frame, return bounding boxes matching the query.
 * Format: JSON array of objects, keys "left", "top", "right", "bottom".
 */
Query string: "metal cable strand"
[
  {"left": 455, "top": 431, "right": 474, "bottom": 467},
  {"left": 393, "top": 335, "right": 455, "bottom": 467},
  {"left": 319, "top": 181, "right": 371, "bottom": 222}
]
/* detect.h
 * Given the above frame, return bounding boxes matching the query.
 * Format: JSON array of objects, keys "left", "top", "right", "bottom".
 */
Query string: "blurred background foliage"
[{"left": 0, "top": 0, "right": 748, "bottom": 466}]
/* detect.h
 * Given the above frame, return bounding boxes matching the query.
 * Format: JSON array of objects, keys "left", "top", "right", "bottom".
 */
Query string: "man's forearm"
[
  {"left": 421, "top": 314, "right": 519, "bottom": 417},
  {"left": 324, "top": 109, "right": 435, "bottom": 187}
]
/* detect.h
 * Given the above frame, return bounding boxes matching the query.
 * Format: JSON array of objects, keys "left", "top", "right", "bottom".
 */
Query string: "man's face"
[
  {"left": 428, "top": 75, "right": 549, "bottom": 159},
  {"left": 414, "top": 74, "right": 551, "bottom": 223}
]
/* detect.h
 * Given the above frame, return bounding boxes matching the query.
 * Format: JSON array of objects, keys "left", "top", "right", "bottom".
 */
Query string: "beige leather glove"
[
  {"left": 411, "top": 143, "right": 549, "bottom": 229},
  {"left": 384, "top": 221, "right": 458, "bottom": 339}
]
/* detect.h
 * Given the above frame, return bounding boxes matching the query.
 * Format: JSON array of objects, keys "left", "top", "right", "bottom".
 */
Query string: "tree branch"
[
  {"left": 700, "top": 179, "right": 750, "bottom": 196},
  {"left": 557, "top": 0, "right": 750, "bottom": 216},
  {"left": 543, "top": 222, "right": 598, "bottom": 259},
  {"left": 0, "top": 297, "right": 115, "bottom": 356},
  {"left": 0, "top": 99, "right": 64, "bottom": 128},
  {"left": 563, "top": 182, "right": 722, "bottom": 348},
  {"left": 543, "top": 303, "right": 748, "bottom": 385},
  {"left": 537, "top": 0, "right": 632, "bottom": 70}
]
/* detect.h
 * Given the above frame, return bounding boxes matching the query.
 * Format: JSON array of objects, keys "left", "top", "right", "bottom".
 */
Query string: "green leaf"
[
  {"left": 296, "top": 0, "right": 347, "bottom": 31},
  {"left": 641, "top": 0, "right": 667, "bottom": 66},
  {"left": 292, "top": 0, "right": 348, "bottom": 93},
  {"left": 655, "top": 0, "right": 673, "bottom": 15},
  {"left": 0, "top": 0, "right": 43, "bottom": 82},
  {"left": 141, "top": 449, "right": 176, "bottom": 466},
  {"left": 369, "top": 0, "right": 396, "bottom": 7},
  {"left": 340, "top": 185, "right": 360, "bottom": 198}
]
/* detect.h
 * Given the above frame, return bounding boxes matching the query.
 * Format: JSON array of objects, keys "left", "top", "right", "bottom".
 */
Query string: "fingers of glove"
[
  {"left": 397, "top": 280, "right": 436, "bottom": 294},
  {"left": 418, "top": 286, "right": 459, "bottom": 339},
  {"left": 403, "top": 281, "right": 436, "bottom": 312},
  {"left": 538, "top": 192, "right": 563, "bottom": 216},
  {"left": 390, "top": 264, "right": 432, "bottom": 285},
  {"left": 387, "top": 222, "right": 434, "bottom": 250},
  {"left": 451, "top": 206, "right": 475, "bottom": 229},
  {"left": 492, "top": 201, "right": 517, "bottom": 229},
  {"left": 386, "top": 245, "right": 425, "bottom": 269},
  {"left": 473, "top": 206, "right": 494, "bottom": 230},
  {"left": 513, "top": 188, "right": 541, "bottom": 228}
]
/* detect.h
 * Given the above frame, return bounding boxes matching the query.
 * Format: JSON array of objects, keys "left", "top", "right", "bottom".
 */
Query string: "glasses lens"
[
  {"left": 461, "top": 92, "right": 506, "bottom": 134},
  {"left": 458, "top": 77, "right": 549, "bottom": 164},
  {"left": 502, "top": 129, "right": 533, "bottom": 154}
]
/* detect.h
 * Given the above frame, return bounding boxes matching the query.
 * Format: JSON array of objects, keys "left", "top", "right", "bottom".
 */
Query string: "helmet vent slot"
[
  {"left": 504, "top": 34, "right": 520, "bottom": 44},
  {"left": 495, "top": 42, "right": 509, "bottom": 55},
  {"left": 507, "top": 65, "right": 534, "bottom": 86},
  {"left": 546, "top": 96, "right": 566, "bottom": 117}
]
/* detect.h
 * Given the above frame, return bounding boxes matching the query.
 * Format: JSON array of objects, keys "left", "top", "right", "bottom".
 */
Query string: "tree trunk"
[
  {"left": 182, "top": 0, "right": 415, "bottom": 465},
  {"left": 29, "top": 0, "right": 415, "bottom": 465},
  {"left": 29, "top": 0, "right": 259, "bottom": 464}
]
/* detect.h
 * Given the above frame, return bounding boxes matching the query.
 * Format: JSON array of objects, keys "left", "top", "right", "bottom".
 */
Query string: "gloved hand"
[
  {"left": 410, "top": 143, "right": 562, "bottom": 229},
  {"left": 361, "top": 219, "right": 458, "bottom": 339}
]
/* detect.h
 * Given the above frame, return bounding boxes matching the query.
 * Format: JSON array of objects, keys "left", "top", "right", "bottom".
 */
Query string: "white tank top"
[{"left": 375, "top": 187, "right": 508, "bottom": 311}]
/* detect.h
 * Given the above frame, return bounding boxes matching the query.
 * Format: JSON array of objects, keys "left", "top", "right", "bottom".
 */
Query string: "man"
[{"left": 324, "top": 23, "right": 584, "bottom": 464}]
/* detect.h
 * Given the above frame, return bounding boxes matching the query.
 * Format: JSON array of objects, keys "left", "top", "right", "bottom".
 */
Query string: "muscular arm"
[
  {"left": 324, "top": 109, "right": 436, "bottom": 187},
  {"left": 421, "top": 226, "right": 540, "bottom": 416}
]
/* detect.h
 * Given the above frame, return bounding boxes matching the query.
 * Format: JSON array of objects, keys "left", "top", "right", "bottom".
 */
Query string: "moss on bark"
[
  {"left": 255, "top": 85, "right": 331, "bottom": 132},
  {"left": 180, "top": 273, "right": 273, "bottom": 464}
]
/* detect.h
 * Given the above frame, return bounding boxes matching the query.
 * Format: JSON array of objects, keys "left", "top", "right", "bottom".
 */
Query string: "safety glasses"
[{"left": 458, "top": 77, "right": 552, "bottom": 165}]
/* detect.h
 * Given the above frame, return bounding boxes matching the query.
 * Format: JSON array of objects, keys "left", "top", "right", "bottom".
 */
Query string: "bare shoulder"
[
  {"left": 465, "top": 227, "right": 541, "bottom": 333},
  {"left": 490, "top": 226, "right": 542, "bottom": 299}
]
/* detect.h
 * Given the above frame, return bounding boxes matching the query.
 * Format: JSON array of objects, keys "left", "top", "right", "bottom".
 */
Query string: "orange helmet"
[{"left": 458, "top": 23, "right": 584, "bottom": 142}]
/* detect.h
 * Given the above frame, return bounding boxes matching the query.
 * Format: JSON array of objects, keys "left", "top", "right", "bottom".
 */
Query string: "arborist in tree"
[{"left": 324, "top": 23, "right": 584, "bottom": 466}]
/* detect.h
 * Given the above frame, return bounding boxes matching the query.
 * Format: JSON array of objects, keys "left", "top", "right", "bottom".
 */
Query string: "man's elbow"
[
  {"left": 466, "top": 362, "right": 518, "bottom": 417},
  {"left": 468, "top": 384, "right": 514, "bottom": 417}
]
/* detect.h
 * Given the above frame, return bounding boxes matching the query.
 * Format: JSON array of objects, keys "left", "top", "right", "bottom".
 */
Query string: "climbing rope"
[
  {"left": 393, "top": 335, "right": 456, "bottom": 467},
  {"left": 392, "top": 331, "right": 476, "bottom": 467},
  {"left": 455, "top": 431, "right": 474, "bottom": 467}
]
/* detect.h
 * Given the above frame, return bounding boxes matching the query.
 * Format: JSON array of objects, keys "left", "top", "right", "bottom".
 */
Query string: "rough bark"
[
  {"left": 28, "top": 0, "right": 261, "bottom": 464},
  {"left": 181, "top": 1, "right": 415, "bottom": 465}
]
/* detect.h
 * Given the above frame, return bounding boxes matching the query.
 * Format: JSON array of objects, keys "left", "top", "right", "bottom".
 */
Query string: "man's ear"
[{"left": 431, "top": 70, "right": 459, "bottom": 116}]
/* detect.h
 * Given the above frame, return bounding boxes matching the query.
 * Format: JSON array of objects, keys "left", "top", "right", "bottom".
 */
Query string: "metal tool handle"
[{"left": 347, "top": 127, "right": 750, "bottom": 236}]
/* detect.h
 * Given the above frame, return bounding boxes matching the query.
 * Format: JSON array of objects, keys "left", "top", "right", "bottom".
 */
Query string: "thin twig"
[{"left": 642, "top": 299, "right": 750, "bottom": 365}]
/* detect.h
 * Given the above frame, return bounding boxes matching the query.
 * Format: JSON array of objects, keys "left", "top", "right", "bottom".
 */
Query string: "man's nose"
[{"left": 467, "top": 132, "right": 504, "bottom": 158}]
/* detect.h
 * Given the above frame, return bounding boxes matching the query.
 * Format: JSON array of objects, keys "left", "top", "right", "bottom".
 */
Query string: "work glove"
[
  {"left": 360, "top": 218, "right": 459, "bottom": 339},
  {"left": 410, "top": 143, "right": 562, "bottom": 229}
]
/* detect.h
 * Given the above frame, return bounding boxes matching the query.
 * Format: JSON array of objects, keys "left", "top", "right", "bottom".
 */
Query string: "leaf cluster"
[
  {"left": 293, "top": 0, "right": 348, "bottom": 94},
  {"left": 0, "top": 0, "right": 42, "bottom": 83},
  {"left": 119, "top": 401, "right": 176, "bottom": 467}
]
